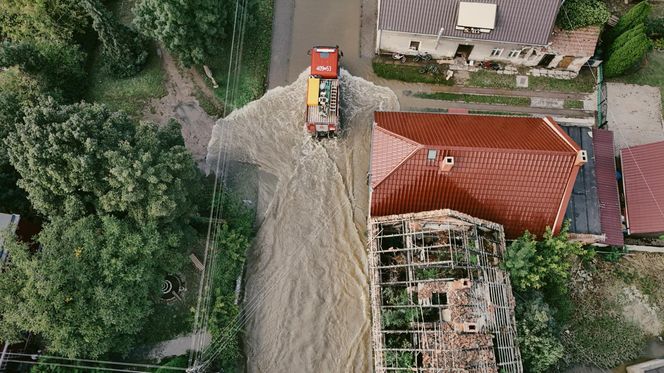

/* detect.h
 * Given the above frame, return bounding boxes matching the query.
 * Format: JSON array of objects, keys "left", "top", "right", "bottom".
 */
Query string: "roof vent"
[
  {"left": 576, "top": 150, "right": 588, "bottom": 166},
  {"left": 439, "top": 156, "right": 454, "bottom": 172}
]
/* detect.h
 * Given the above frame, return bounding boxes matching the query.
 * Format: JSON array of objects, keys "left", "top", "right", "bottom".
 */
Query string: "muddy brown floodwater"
[{"left": 207, "top": 70, "right": 398, "bottom": 372}]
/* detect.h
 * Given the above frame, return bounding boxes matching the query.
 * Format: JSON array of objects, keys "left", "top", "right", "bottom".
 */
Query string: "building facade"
[{"left": 376, "top": 0, "right": 600, "bottom": 74}]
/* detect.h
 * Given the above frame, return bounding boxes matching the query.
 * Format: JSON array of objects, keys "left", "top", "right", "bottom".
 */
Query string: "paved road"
[
  {"left": 266, "top": 0, "right": 594, "bottom": 119},
  {"left": 267, "top": 0, "right": 294, "bottom": 89}
]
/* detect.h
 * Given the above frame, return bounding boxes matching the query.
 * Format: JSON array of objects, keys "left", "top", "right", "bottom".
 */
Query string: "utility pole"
[{"left": 0, "top": 342, "right": 9, "bottom": 372}]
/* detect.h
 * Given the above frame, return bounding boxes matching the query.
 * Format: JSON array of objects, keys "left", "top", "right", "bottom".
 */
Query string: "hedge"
[{"left": 605, "top": 1, "right": 652, "bottom": 43}]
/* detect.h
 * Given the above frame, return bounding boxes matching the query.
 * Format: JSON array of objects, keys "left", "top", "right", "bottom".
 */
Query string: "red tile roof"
[
  {"left": 621, "top": 140, "right": 664, "bottom": 235},
  {"left": 592, "top": 129, "right": 624, "bottom": 246},
  {"left": 549, "top": 26, "right": 601, "bottom": 57},
  {"left": 370, "top": 112, "right": 584, "bottom": 239}
]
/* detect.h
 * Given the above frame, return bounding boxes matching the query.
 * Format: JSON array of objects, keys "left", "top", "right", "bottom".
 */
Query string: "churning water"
[{"left": 207, "top": 70, "right": 398, "bottom": 372}]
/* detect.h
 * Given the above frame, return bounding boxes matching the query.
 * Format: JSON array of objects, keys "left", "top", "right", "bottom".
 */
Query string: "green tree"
[
  {"left": 5, "top": 99, "right": 199, "bottom": 224},
  {"left": 501, "top": 223, "right": 587, "bottom": 291},
  {"left": 0, "top": 41, "right": 87, "bottom": 102},
  {"left": 515, "top": 295, "right": 564, "bottom": 373},
  {"left": 604, "top": 30, "right": 652, "bottom": 78},
  {"left": 80, "top": 0, "right": 148, "bottom": 77},
  {"left": 133, "top": 0, "right": 232, "bottom": 66},
  {"left": 557, "top": 0, "right": 611, "bottom": 30},
  {"left": 0, "top": 68, "right": 45, "bottom": 215},
  {"left": 607, "top": 23, "right": 647, "bottom": 55},
  {"left": 605, "top": 1, "right": 652, "bottom": 43},
  {"left": 0, "top": 0, "right": 88, "bottom": 43},
  {"left": 0, "top": 215, "right": 187, "bottom": 358}
]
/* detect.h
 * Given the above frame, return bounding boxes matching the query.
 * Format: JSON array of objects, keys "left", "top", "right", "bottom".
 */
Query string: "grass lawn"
[
  {"left": 85, "top": 0, "right": 167, "bottom": 118},
  {"left": 86, "top": 48, "right": 166, "bottom": 118},
  {"left": 564, "top": 99, "right": 584, "bottom": 109},
  {"left": 373, "top": 61, "right": 455, "bottom": 85},
  {"left": 467, "top": 69, "right": 597, "bottom": 93},
  {"left": 415, "top": 92, "right": 531, "bottom": 106},
  {"left": 613, "top": 51, "right": 664, "bottom": 108},
  {"left": 466, "top": 69, "right": 595, "bottom": 93},
  {"left": 204, "top": 0, "right": 272, "bottom": 112}
]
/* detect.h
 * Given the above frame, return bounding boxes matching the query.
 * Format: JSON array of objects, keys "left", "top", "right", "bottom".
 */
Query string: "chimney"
[
  {"left": 439, "top": 156, "right": 455, "bottom": 172},
  {"left": 576, "top": 150, "right": 588, "bottom": 166}
]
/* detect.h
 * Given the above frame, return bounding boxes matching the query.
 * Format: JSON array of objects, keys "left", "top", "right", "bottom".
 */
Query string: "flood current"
[{"left": 207, "top": 71, "right": 398, "bottom": 372}]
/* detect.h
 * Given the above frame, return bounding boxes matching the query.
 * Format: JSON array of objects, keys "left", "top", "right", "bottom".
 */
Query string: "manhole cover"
[
  {"left": 161, "top": 274, "right": 185, "bottom": 302},
  {"left": 516, "top": 75, "right": 529, "bottom": 88}
]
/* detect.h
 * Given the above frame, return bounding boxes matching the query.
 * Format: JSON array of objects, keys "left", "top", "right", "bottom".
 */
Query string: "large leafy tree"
[
  {"left": 80, "top": 0, "right": 148, "bottom": 78},
  {"left": 0, "top": 0, "right": 88, "bottom": 43},
  {"left": 501, "top": 223, "right": 588, "bottom": 291},
  {"left": 0, "top": 41, "right": 87, "bottom": 102},
  {"left": 0, "top": 68, "right": 45, "bottom": 215},
  {"left": 133, "top": 0, "right": 232, "bottom": 66},
  {"left": 0, "top": 215, "right": 187, "bottom": 358},
  {"left": 5, "top": 99, "right": 199, "bottom": 224}
]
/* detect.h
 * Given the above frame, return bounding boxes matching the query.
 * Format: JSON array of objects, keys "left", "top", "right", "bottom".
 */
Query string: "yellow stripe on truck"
[{"left": 307, "top": 78, "right": 320, "bottom": 106}]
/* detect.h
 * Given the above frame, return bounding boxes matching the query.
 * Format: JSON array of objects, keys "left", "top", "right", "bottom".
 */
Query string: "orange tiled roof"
[{"left": 370, "top": 112, "right": 583, "bottom": 238}]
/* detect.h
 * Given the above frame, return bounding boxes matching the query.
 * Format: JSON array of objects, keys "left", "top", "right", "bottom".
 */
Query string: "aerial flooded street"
[{"left": 207, "top": 71, "right": 398, "bottom": 372}]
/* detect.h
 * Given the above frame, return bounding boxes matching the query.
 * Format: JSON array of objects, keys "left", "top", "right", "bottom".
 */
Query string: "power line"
[
  {"left": 3, "top": 358, "right": 154, "bottom": 373},
  {"left": 3, "top": 352, "right": 185, "bottom": 371}
]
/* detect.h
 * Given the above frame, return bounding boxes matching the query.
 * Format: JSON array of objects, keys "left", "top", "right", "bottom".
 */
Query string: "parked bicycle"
[
  {"left": 414, "top": 51, "right": 432, "bottom": 62},
  {"left": 419, "top": 63, "right": 440, "bottom": 75},
  {"left": 392, "top": 52, "right": 406, "bottom": 63}
]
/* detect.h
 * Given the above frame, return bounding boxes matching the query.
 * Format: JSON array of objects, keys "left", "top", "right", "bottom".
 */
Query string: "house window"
[
  {"left": 507, "top": 49, "right": 520, "bottom": 58},
  {"left": 519, "top": 48, "right": 532, "bottom": 59},
  {"left": 427, "top": 149, "right": 438, "bottom": 161},
  {"left": 409, "top": 41, "right": 420, "bottom": 51},
  {"left": 490, "top": 48, "right": 503, "bottom": 57}
]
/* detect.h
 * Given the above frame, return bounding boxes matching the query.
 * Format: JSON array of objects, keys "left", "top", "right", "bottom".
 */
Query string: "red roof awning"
[
  {"left": 593, "top": 129, "right": 624, "bottom": 245},
  {"left": 621, "top": 140, "right": 664, "bottom": 235}
]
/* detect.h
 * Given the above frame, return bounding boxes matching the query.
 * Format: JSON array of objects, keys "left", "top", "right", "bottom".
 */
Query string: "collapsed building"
[{"left": 368, "top": 209, "right": 522, "bottom": 372}]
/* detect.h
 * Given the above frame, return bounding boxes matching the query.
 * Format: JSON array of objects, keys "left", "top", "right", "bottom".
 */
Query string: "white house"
[{"left": 376, "top": 0, "right": 600, "bottom": 74}]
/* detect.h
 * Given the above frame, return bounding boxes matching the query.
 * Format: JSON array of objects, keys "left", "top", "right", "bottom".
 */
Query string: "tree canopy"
[
  {"left": 80, "top": 0, "right": 148, "bottom": 77},
  {"left": 5, "top": 99, "right": 199, "bottom": 224},
  {"left": 604, "top": 29, "right": 652, "bottom": 78},
  {"left": 0, "top": 41, "right": 87, "bottom": 102},
  {"left": 0, "top": 215, "right": 187, "bottom": 358},
  {"left": 0, "top": 0, "right": 89, "bottom": 43},
  {"left": 133, "top": 0, "right": 232, "bottom": 66}
]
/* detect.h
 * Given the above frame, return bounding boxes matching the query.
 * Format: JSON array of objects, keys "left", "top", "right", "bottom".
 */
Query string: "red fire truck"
[{"left": 305, "top": 46, "right": 342, "bottom": 138}]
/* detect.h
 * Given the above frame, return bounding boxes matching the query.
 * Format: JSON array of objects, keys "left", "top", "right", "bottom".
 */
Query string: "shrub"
[
  {"left": 607, "top": 23, "right": 646, "bottom": 55},
  {"left": 557, "top": 0, "right": 611, "bottom": 30},
  {"left": 604, "top": 31, "right": 652, "bottom": 78},
  {"left": 515, "top": 295, "right": 565, "bottom": 373},
  {"left": 646, "top": 17, "right": 664, "bottom": 39},
  {"left": 605, "top": 1, "right": 652, "bottom": 43},
  {"left": 501, "top": 223, "right": 588, "bottom": 291}
]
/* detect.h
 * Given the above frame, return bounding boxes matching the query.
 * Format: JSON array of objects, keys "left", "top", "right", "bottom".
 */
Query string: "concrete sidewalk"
[{"left": 399, "top": 94, "right": 595, "bottom": 118}]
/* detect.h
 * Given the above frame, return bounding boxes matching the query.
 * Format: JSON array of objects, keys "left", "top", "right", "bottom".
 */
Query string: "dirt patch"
[
  {"left": 142, "top": 49, "right": 216, "bottom": 169},
  {"left": 610, "top": 283, "right": 662, "bottom": 336},
  {"left": 606, "top": 83, "right": 664, "bottom": 152}
]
